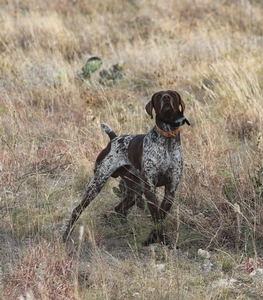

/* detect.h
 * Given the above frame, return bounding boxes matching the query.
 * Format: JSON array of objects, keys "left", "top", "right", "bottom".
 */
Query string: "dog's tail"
[{"left": 101, "top": 124, "right": 117, "bottom": 140}]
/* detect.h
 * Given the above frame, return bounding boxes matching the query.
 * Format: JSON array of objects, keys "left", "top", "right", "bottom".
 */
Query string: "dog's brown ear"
[
  {"left": 174, "top": 92, "right": 185, "bottom": 113},
  {"left": 145, "top": 99, "right": 154, "bottom": 119},
  {"left": 180, "top": 98, "right": 185, "bottom": 113}
]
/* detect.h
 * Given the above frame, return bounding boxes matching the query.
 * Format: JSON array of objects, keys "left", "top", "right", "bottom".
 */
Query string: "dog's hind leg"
[
  {"left": 63, "top": 174, "right": 110, "bottom": 242},
  {"left": 63, "top": 132, "right": 133, "bottom": 242}
]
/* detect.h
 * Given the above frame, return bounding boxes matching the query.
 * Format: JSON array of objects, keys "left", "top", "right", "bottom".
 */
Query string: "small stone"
[{"left": 197, "top": 248, "right": 211, "bottom": 259}]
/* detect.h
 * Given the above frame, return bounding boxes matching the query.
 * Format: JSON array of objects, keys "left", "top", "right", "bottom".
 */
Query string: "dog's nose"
[{"left": 162, "top": 94, "right": 171, "bottom": 102}]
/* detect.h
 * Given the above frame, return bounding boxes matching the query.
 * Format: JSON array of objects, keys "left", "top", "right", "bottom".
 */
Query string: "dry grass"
[{"left": 1, "top": 0, "right": 263, "bottom": 299}]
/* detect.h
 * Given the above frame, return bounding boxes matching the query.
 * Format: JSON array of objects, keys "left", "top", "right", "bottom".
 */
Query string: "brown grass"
[{"left": 1, "top": 0, "right": 263, "bottom": 299}]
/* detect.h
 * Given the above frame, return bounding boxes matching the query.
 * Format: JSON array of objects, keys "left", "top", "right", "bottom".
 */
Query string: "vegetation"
[{"left": 1, "top": 0, "right": 263, "bottom": 298}]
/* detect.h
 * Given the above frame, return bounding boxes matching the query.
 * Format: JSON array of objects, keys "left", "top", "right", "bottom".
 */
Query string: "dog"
[{"left": 63, "top": 90, "right": 190, "bottom": 245}]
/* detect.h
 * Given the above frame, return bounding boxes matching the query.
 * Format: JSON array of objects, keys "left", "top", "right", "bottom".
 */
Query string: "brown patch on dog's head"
[{"left": 145, "top": 90, "right": 185, "bottom": 121}]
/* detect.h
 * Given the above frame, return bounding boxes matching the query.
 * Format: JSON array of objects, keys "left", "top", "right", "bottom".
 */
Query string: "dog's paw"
[
  {"left": 142, "top": 228, "right": 158, "bottom": 246},
  {"left": 142, "top": 227, "right": 173, "bottom": 247}
]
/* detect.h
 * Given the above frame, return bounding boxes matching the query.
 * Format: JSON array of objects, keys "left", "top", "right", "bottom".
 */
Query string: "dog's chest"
[{"left": 142, "top": 132, "right": 183, "bottom": 174}]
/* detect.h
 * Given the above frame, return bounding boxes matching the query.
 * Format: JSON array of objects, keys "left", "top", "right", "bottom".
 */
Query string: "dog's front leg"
[
  {"left": 160, "top": 187, "right": 176, "bottom": 219},
  {"left": 144, "top": 183, "right": 161, "bottom": 223},
  {"left": 142, "top": 182, "right": 164, "bottom": 246},
  {"left": 157, "top": 188, "right": 176, "bottom": 245}
]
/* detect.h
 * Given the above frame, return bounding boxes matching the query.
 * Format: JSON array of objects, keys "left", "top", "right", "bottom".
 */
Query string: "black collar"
[{"left": 157, "top": 115, "right": 190, "bottom": 128}]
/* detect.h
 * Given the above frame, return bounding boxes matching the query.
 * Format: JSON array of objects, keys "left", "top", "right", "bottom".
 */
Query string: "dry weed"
[{"left": 1, "top": 0, "right": 263, "bottom": 299}]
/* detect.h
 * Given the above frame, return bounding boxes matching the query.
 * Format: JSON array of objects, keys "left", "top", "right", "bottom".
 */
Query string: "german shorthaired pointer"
[{"left": 63, "top": 90, "right": 190, "bottom": 245}]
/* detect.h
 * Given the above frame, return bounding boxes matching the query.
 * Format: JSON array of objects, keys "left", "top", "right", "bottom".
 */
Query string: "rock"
[{"left": 197, "top": 248, "right": 211, "bottom": 259}]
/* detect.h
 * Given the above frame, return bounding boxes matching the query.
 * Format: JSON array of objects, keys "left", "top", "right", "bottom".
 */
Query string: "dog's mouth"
[{"left": 160, "top": 103, "right": 175, "bottom": 120}]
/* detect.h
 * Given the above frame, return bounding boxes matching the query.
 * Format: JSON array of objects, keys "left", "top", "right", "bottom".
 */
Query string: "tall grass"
[{"left": 1, "top": 0, "right": 263, "bottom": 299}]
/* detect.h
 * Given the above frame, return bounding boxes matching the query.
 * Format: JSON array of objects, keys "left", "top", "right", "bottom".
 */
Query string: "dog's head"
[{"left": 145, "top": 90, "right": 185, "bottom": 122}]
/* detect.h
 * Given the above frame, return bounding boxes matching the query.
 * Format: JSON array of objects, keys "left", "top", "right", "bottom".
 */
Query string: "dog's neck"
[
  {"left": 155, "top": 124, "right": 180, "bottom": 138},
  {"left": 155, "top": 116, "right": 180, "bottom": 139},
  {"left": 155, "top": 114, "right": 190, "bottom": 138}
]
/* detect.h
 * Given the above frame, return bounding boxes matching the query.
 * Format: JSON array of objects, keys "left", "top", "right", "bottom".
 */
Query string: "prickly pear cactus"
[{"left": 81, "top": 57, "right": 102, "bottom": 79}]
